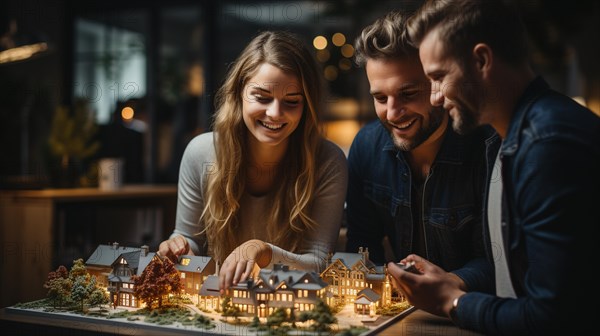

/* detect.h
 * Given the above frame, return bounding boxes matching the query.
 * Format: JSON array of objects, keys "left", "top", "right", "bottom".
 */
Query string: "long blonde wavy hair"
[{"left": 201, "top": 31, "right": 324, "bottom": 263}]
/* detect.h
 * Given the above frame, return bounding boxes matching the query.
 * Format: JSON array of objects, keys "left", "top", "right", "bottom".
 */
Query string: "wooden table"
[
  {"left": 373, "top": 309, "right": 483, "bottom": 335},
  {"left": 0, "top": 185, "right": 177, "bottom": 308}
]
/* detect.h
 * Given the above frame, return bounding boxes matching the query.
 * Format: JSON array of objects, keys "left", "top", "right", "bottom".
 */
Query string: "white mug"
[{"left": 98, "top": 158, "right": 124, "bottom": 190}]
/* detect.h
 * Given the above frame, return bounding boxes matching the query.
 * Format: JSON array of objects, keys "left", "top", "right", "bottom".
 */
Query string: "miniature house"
[
  {"left": 233, "top": 264, "right": 328, "bottom": 318},
  {"left": 85, "top": 242, "right": 142, "bottom": 289},
  {"left": 320, "top": 247, "right": 392, "bottom": 315},
  {"left": 84, "top": 242, "right": 214, "bottom": 308},
  {"left": 198, "top": 274, "right": 221, "bottom": 311},
  {"left": 199, "top": 264, "right": 328, "bottom": 318},
  {"left": 176, "top": 255, "right": 215, "bottom": 305}
]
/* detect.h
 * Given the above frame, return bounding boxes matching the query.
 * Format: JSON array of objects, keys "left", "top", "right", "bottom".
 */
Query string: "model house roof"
[
  {"left": 228, "top": 264, "right": 327, "bottom": 293},
  {"left": 112, "top": 250, "right": 142, "bottom": 270},
  {"left": 199, "top": 274, "right": 220, "bottom": 296},
  {"left": 176, "top": 255, "right": 214, "bottom": 273},
  {"left": 356, "top": 288, "right": 380, "bottom": 303},
  {"left": 136, "top": 252, "right": 157, "bottom": 276},
  {"left": 257, "top": 264, "right": 327, "bottom": 291},
  {"left": 85, "top": 243, "right": 141, "bottom": 267},
  {"left": 330, "top": 250, "right": 377, "bottom": 270}
]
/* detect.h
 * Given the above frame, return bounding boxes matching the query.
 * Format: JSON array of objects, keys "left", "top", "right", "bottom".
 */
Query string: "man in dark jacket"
[
  {"left": 388, "top": 0, "right": 600, "bottom": 334},
  {"left": 347, "top": 11, "right": 496, "bottom": 295}
]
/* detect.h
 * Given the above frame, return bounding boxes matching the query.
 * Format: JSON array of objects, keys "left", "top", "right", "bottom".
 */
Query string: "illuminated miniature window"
[
  {"left": 288, "top": 294, "right": 293, "bottom": 301},
  {"left": 269, "top": 294, "right": 274, "bottom": 300},
  {"left": 303, "top": 290, "right": 307, "bottom": 297},
  {"left": 120, "top": 258, "right": 127, "bottom": 264},
  {"left": 304, "top": 279, "right": 309, "bottom": 283},
  {"left": 282, "top": 284, "right": 286, "bottom": 289},
  {"left": 234, "top": 290, "right": 239, "bottom": 297},
  {"left": 297, "top": 290, "right": 302, "bottom": 297},
  {"left": 196, "top": 284, "right": 199, "bottom": 290},
  {"left": 342, "top": 289, "right": 345, "bottom": 294},
  {"left": 181, "top": 273, "right": 186, "bottom": 279},
  {"left": 276, "top": 293, "right": 281, "bottom": 301},
  {"left": 181, "top": 258, "right": 191, "bottom": 266},
  {"left": 281, "top": 294, "right": 286, "bottom": 301},
  {"left": 269, "top": 279, "right": 273, "bottom": 285},
  {"left": 187, "top": 282, "right": 192, "bottom": 289},
  {"left": 347, "top": 280, "right": 350, "bottom": 286}
]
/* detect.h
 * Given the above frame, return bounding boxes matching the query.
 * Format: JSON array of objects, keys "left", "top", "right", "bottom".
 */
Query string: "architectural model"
[{"left": 8, "top": 242, "right": 411, "bottom": 335}]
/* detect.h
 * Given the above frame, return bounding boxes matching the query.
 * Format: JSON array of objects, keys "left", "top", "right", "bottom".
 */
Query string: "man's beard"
[
  {"left": 387, "top": 106, "right": 446, "bottom": 151},
  {"left": 451, "top": 106, "right": 479, "bottom": 135}
]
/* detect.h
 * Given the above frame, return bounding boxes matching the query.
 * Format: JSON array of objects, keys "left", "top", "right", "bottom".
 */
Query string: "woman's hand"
[
  {"left": 158, "top": 235, "right": 191, "bottom": 263},
  {"left": 219, "top": 239, "right": 272, "bottom": 293}
]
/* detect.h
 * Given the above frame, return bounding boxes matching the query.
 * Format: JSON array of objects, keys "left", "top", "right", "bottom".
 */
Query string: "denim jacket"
[
  {"left": 346, "top": 120, "right": 496, "bottom": 293},
  {"left": 457, "top": 77, "right": 600, "bottom": 335}
]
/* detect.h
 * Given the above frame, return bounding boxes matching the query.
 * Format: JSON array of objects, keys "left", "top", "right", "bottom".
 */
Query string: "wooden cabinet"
[{"left": 0, "top": 185, "right": 176, "bottom": 308}]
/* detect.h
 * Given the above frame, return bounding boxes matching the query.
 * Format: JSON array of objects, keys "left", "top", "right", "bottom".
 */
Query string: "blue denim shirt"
[
  {"left": 457, "top": 77, "right": 600, "bottom": 335},
  {"left": 346, "top": 120, "right": 495, "bottom": 293}
]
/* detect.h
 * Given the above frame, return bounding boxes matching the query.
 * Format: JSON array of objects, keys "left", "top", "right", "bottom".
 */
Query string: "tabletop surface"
[{"left": 1, "top": 306, "right": 483, "bottom": 336}]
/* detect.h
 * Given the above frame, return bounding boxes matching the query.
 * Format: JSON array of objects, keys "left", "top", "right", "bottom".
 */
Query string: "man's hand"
[{"left": 387, "top": 254, "right": 465, "bottom": 318}]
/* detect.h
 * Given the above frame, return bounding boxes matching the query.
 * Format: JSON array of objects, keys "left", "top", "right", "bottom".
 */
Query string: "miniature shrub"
[{"left": 376, "top": 301, "right": 411, "bottom": 316}]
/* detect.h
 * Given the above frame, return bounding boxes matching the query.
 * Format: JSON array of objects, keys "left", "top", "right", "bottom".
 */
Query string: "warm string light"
[{"left": 313, "top": 32, "right": 353, "bottom": 81}]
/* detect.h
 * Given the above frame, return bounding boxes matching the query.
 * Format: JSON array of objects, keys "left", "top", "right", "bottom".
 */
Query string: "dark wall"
[{"left": 0, "top": 0, "right": 67, "bottom": 184}]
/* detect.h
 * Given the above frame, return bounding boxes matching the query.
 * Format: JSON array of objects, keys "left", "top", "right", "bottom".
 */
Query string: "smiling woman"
[
  {"left": 158, "top": 30, "right": 348, "bottom": 294},
  {"left": 242, "top": 63, "right": 304, "bottom": 151}
]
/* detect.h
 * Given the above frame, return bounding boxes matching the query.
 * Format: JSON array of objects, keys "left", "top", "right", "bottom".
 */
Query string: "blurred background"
[{"left": 1, "top": 0, "right": 599, "bottom": 188}]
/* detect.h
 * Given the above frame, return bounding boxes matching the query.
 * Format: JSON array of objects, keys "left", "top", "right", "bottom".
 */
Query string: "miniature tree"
[
  {"left": 132, "top": 255, "right": 183, "bottom": 309},
  {"left": 220, "top": 296, "right": 240, "bottom": 322},
  {"left": 266, "top": 307, "right": 287, "bottom": 328},
  {"left": 298, "top": 298, "right": 337, "bottom": 332},
  {"left": 69, "top": 258, "right": 88, "bottom": 279},
  {"left": 68, "top": 259, "right": 97, "bottom": 311},
  {"left": 71, "top": 274, "right": 94, "bottom": 311},
  {"left": 249, "top": 316, "right": 261, "bottom": 329},
  {"left": 44, "top": 265, "right": 72, "bottom": 308},
  {"left": 88, "top": 282, "right": 110, "bottom": 308}
]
